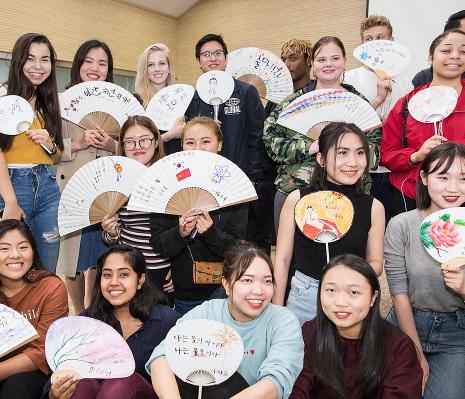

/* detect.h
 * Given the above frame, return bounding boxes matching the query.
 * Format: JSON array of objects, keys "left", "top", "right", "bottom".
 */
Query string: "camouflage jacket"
[{"left": 262, "top": 81, "right": 381, "bottom": 194}]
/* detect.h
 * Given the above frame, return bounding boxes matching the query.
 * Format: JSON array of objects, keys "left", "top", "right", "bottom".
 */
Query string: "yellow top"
[{"left": 4, "top": 116, "right": 53, "bottom": 165}]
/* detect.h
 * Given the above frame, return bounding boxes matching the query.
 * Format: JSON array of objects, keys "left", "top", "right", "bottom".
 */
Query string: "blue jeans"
[
  {"left": 76, "top": 224, "right": 108, "bottom": 272},
  {"left": 286, "top": 270, "right": 319, "bottom": 325},
  {"left": 174, "top": 286, "right": 225, "bottom": 316},
  {"left": 387, "top": 307, "right": 465, "bottom": 399},
  {"left": 0, "top": 165, "right": 60, "bottom": 272}
]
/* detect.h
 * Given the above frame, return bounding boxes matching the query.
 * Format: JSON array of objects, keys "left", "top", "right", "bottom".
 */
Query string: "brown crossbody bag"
[{"left": 187, "top": 244, "right": 223, "bottom": 284}]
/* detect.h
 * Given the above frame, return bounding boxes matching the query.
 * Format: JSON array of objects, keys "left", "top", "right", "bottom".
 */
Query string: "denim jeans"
[
  {"left": 174, "top": 286, "right": 225, "bottom": 316},
  {"left": 0, "top": 165, "right": 60, "bottom": 272},
  {"left": 286, "top": 270, "right": 319, "bottom": 325},
  {"left": 387, "top": 307, "right": 465, "bottom": 399},
  {"left": 76, "top": 224, "right": 108, "bottom": 272}
]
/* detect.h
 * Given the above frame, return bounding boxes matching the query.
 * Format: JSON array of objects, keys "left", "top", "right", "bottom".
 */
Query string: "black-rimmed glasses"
[{"left": 122, "top": 137, "right": 156, "bottom": 151}]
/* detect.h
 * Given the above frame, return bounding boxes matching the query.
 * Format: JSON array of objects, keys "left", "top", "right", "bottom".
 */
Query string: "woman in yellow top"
[{"left": 0, "top": 33, "right": 63, "bottom": 272}]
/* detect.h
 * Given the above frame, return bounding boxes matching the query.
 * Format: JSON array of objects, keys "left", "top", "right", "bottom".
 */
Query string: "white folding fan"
[
  {"left": 0, "top": 95, "right": 34, "bottom": 135},
  {"left": 59, "top": 81, "right": 144, "bottom": 138},
  {"left": 165, "top": 319, "right": 244, "bottom": 399},
  {"left": 0, "top": 304, "right": 39, "bottom": 358},
  {"left": 353, "top": 40, "right": 411, "bottom": 79},
  {"left": 127, "top": 150, "right": 257, "bottom": 215},
  {"left": 226, "top": 47, "right": 293, "bottom": 104},
  {"left": 277, "top": 89, "right": 382, "bottom": 140},
  {"left": 196, "top": 71, "right": 234, "bottom": 120},
  {"left": 58, "top": 156, "right": 148, "bottom": 235},
  {"left": 146, "top": 84, "right": 194, "bottom": 131},
  {"left": 45, "top": 316, "right": 135, "bottom": 382}
]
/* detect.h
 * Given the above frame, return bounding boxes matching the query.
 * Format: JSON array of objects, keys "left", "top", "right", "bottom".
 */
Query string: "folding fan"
[
  {"left": 408, "top": 86, "right": 458, "bottom": 136},
  {"left": 45, "top": 316, "right": 135, "bottom": 382},
  {"left": 0, "top": 85, "right": 7, "bottom": 97},
  {"left": 420, "top": 207, "right": 465, "bottom": 265},
  {"left": 0, "top": 304, "right": 39, "bottom": 358},
  {"left": 353, "top": 40, "right": 411, "bottom": 79},
  {"left": 226, "top": 47, "right": 293, "bottom": 104},
  {"left": 127, "top": 150, "right": 257, "bottom": 215},
  {"left": 277, "top": 89, "right": 382, "bottom": 140},
  {"left": 196, "top": 71, "right": 234, "bottom": 120},
  {"left": 0, "top": 95, "right": 34, "bottom": 135},
  {"left": 165, "top": 319, "right": 244, "bottom": 398},
  {"left": 146, "top": 84, "right": 194, "bottom": 131},
  {"left": 295, "top": 191, "right": 354, "bottom": 262},
  {"left": 59, "top": 81, "right": 144, "bottom": 138},
  {"left": 58, "top": 156, "right": 148, "bottom": 235}
]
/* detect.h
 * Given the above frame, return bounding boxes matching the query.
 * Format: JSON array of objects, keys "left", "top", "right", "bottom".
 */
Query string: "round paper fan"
[
  {"left": 353, "top": 40, "right": 411, "bottom": 79},
  {"left": 59, "top": 81, "right": 145, "bottom": 138},
  {"left": 146, "top": 84, "right": 194, "bottom": 131},
  {"left": 58, "top": 156, "right": 148, "bottom": 235},
  {"left": 0, "top": 304, "right": 39, "bottom": 358},
  {"left": 0, "top": 95, "right": 34, "bottom": 135},
  {"left": 408, "top": 86, "right": 458, "bottom": 123},
  {"left": 45, "top": 316, "right": 135, "bottom": 382},
  {"left": 420, "top": 207, "right": 465, "bottom": 264},
  {"left": 226, "top": 47, "right": 293, "bottom": 104},
  {"left": 127, "top": 151, "right": 257, "bottom": 215},
  {"left": 277, "top": 89, "right": 381, "bottom": 140},
  {"left": 295, "top": 191, "right": 354, "bottom": 243},
  {"left": 165, "top": 319, "right": 243, "bottom": 391}
]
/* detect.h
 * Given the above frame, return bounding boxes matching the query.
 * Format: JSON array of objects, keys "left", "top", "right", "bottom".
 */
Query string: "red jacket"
[{"left": 380, "top": 79, "right": 465, "bottom": 200}]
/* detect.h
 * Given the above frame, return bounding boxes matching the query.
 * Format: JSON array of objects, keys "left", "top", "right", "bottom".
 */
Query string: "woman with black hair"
[
  {"left": 0, "top": 33, "right": 63, "bottom": 272},
  {"left": 290, "top": 254, "right": 422, "bottom": 398},
  {"left": 49, "top": 245, "right": 179, "bottom": 399}
]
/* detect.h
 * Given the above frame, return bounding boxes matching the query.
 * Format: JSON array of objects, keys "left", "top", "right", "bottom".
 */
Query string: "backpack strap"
[{"left": 401, "top": 96, "right": 409, "bottom": 148}]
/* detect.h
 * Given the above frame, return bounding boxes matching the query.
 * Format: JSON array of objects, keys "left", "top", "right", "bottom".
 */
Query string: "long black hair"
[
  {"left": 85, "top": 245, "right": 167, "bottom": 330},
  {"left": 309, "top": 254, "right": 385, "bottom": 398},
  {"left": 1, "top": 33, "right": 62, "bottom": 151}
]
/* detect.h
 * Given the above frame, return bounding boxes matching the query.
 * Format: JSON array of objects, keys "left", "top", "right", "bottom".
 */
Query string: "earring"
[
  {"left": 27, "top": 267, "right": 37, "bottom": 280},
  {"left": 340, "top": 68, "right": 346, "bottom": 83}
]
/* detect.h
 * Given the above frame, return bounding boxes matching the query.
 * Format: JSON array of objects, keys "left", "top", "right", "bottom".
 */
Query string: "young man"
[{"left": 344, "top": 15, "right": 413, "bottom": 221}]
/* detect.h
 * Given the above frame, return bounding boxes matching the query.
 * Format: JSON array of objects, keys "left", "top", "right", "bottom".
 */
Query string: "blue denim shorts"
[{"left": 285, "top": 270, "right": 319, "bottom": 325}]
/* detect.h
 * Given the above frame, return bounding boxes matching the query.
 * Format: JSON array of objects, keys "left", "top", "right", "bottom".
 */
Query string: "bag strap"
[
  {"left": 186, "top": 243, "right": 196, "bottom": 263},
  {"left": 401, "top": 96, "right": 409, "bottom": 148}
]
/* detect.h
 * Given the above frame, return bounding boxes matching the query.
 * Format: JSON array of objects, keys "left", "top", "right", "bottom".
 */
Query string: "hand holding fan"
[
  {"left": 165, "top": 319, "right": 244, "bottom": 399},
  {"left": 146, "top": 84, "right": 194, "bottom": 131},
  {"left": 408, "top": 86, "right": 458, "bottom": 136},
  {"left": 58, "top": 156, "right": 148, "bottom": 235},
  {"left": 0, "top": 95, "right": 34, "bottom": 135},
  {"left": 277, "top": 89, "right": 381, "bottom": 140},
  {"left": 226, "top": 47, "right": 293, "bottom": 104},
  {"left": 353, "top": 40, "right": 411, "bottom": 80},
  {"left": 45, "top": 316, "right": 135, "bottom": 383},
  {"left": 127, "top": 150, "right": 257, "bottom": 215},
  {"left": 196, "top": 71, "right": 234, "bottom": 120},
  {"left": 59, "top": 81, "right": 145, "bottom": 138},
  {"left": 0, "top": 304, "right": 39, "bottom": 358},
  {"left": 295, "top": 191, "right": 354, "bottom": 262}
]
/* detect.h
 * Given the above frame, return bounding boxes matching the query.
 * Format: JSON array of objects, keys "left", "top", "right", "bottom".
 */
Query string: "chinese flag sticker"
[{"left": 176, "top": 168, "right": 191, "bottom": 181}]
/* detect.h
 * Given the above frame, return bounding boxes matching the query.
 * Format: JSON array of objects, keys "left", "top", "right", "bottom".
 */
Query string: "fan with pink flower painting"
[{"left": 420, "top": 207, "right": 465, "bottom": 268}]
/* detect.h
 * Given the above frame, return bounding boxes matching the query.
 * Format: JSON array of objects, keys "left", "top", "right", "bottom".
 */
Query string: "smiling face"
[
  {"left": 182, "top": 123, "right": 222, "bottom": 153},
  {"left": 430, "top": 32, "right": 465, "bottom": 80},
  {"left": 223, "top": 256, "right": 274, "bottom": 322},
  {"left": 197, "top": 40, "right": 227, "bottom": 72},
  {"left": 0, "top": 229, "right": 33, "bottom": 284},
  {"left": 122, "top": 124, "right": 157, "bottom": 166},
  {"left": 312, "top": 42, "right": 346, "bottom": 85},
  {"left": 421, "top": 156, "right": 465, "bottom": 213},
  {"left": 320, "top": 264, "right": 377, "bottom": 339},
  {"left": 22, "top": 42, "right": 52, "bottom": 87},
  {"left": 147, "top": 50, "right": 170, "bottom": 88},
  {"left": 79, "top": 47, "right": 109, "bottom": 82},
  {"left": 100, "top": 252, "right": 145, "bottom": 310}
]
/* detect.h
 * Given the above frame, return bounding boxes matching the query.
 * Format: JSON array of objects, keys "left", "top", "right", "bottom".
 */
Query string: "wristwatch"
[{"left": 48, "top": 141, "right": 58, "bottom": 156}]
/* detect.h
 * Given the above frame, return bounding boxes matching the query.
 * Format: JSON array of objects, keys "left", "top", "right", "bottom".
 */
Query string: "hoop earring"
[
  {"left": 27, "top": 266, "right": 37, "bottom": 280},
  {"left": 340, "top": 68, "right": 346, "bottom": 83}
]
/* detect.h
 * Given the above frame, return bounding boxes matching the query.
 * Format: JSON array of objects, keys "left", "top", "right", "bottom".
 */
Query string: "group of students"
[{"left": 0, "top": 8, "right": 465, "bottom": 399}]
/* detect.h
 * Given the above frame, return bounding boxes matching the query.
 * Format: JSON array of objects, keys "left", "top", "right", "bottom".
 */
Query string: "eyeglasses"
[
  {"left": 122, "top": 137, "right": 156, "bottom": 151},
  {"left": 200, "top": 50, "right": 225, "bottom": 59}
]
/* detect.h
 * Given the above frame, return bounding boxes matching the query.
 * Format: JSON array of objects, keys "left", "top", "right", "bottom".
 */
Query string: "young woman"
[
  {"left": 149, "top": 116, "right": 248, "bottom": 315},
  {"left": 101, "top": 116, "right": 173, "bottom": 300},
  {"left": 274, "top": 122, "right": 385, "bottom": 325},
  {"left": 384, "top": 142, "right": 465, "bottom": 398},
  {"left": 57, "top": 40, "right": 116, "bottom": 314},
  {"left": 0, "top": 219, "right": 68, "bottom": 399},
  {"left": 0, "top": 33, "right": 63, "bottom": 272},
  {"left": 134, "top": 43, "right": 185, "bottom": 154},
  {"left": 380, "top": 29, "right": 465, "bottom": 217},
  {"left": 48, "top": 245, "right": 179, "bottom": 399},
  {"left": 147, "top": 241, "right": 304, "bottom": 399},
  {"left": 290, "top": 254, "right": 422, "bottom": 398}
]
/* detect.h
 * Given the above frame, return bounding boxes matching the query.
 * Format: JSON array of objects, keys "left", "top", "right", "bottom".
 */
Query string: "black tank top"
[{"left": 292, "top": 181, "right": 373, "bottom": 280}]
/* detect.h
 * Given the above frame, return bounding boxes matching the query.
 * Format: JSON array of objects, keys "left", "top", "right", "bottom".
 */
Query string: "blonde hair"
[
  {"left": 281, "top": 39, "right": 312, "bottom": 60},
  {"left": 135, "top": 43, "right": 175, "bottom": 107},
  {"left": 182, "top": 116, "right": 223, "bottom": 143},
  {"left": 360, "top": 15, "right": 393, "bottom": 38}
]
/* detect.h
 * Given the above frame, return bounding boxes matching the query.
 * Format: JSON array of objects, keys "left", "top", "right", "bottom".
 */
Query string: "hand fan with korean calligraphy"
[
  {"left": 0, "top": 95, "right": 34, "bottom": 135},
  {"left": 196, "top": 71, "right": 234, "bottom": 120}
]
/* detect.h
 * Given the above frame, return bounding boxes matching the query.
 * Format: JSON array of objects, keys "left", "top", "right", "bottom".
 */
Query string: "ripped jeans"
[{"left": 0, "top": 165, "right": 60, "bottom": 272}]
